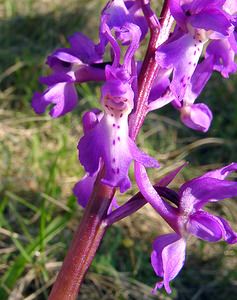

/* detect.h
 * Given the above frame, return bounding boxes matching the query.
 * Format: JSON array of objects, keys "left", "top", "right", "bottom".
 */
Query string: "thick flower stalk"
[{"left": 32, "top": 0, "right": 237, "bottom": 298}]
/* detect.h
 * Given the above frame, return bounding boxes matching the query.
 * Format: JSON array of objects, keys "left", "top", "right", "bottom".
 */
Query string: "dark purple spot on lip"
[
  {"left": 194, "top": 51, "right": 196, "bottom": 55},
  {"left": 197, "top": 48, "right": 200, "bottom": 51},
  {"left": 117, "top": 136, "right": 120, "bottom": 141},
  {"left": 113, "top": 139, "right": 116, "bottom": 145},
  {"left": 117, "top": 125, "right": 120, "bottom": 129},
  {"left": 194, "top": 44, "right": 197, "bottom": 47},
  {"left": 113, "top": 123, "right": 116, "bottom": 127},
  {"left": 112, "top": 168, "right": 116, "bottom": 174},
  {"left": 183, "top": 83, "right": 186, "bottom": 88},
  {"left": 193, "top": 63, "right": 196, "bottom": 66},
  {"left": 112, "top": 158, "right": 116, "bottom": 163},
  {"left": 120, "top": 113, "right": 123, "bottom": 118},
  {"left": 105, "top": 105, "right": 109, "bottom": 108},
  {"left": 187, "top": 76, "right": 190, "bottom": 80},
  {"left": 111, "top": 114, "right": 114, "bottom": 117},
  {"left": 188, "top": 62, "right": 191, "bottom": 65},
  {"left": 199, "top": 40, "right": 202, "bottom": 43},
  {"left": 117, "top": 168, "right": 120, "bottom": 174}
]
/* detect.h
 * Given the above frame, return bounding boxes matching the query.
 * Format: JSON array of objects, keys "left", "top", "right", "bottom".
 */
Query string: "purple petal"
[
  {"left": 73, "top": 172, "right": 119, "bottom": 212},
  {"left": 189, "top": 9, "right": 233, "bottom": 38},
  {"left": 187, "top": 56, "right": 214, "bottom": 102},
  {"left": 180, "top": 103, "right": 213, "bottom": 132},
  {"left": 68, "top": 32, "right": 102, "bottom": 64},
  {"left": 122, "top": 23, "right": 141, "bottom": 71},
  {"left": 32, "top": 82, "right": 78, "bottom": 118},
  {"left": 47, "top": 32, "right": 102, "bottom": 71},
  {"left": 39, "top": 72, "right": 74, "bottom": 86},
  {"left": 47, "top": 48, "right": 82, "bottom": 70},
  {"left": 100, "top": 0, "right": 147, "bottom": 42},
  {"left": 101, "top": 0, "right": 129, "bottom": 29},
  {"left": 97, "top": 0, "right": 127, "bottom": 58},
  {"left": 169, "top": 0, "right": 187, "bottom": 30},
  {"left": 190, "top": 0, "right": 226, "bottom": 13},
  {"left": 73, "top": 174, "right": 96, "bottom": 208},
  {"left": 100, "top": 18, "right": 121, "bottom": 67},
  {"left": 156, "top": 32, "right": 204, "bottom": 100},
  {"left": 115, "top": 22, "right": 141, "bottom": 46},
  {"left": 218, "top": 217, "right": 237, "bottom": 244},
  {"left": 74, "top": 65, "right": 106, "bottom": 83},
  {"left": 148, "top": 69, "right": 170, "bottom": 103},
  {"left": 129, "top": 139, "right": 159, "bottom": 169},
  {"left": 187, "top": 211, "right": 224, "bottom": 242},
  {"left": 200, "top": 162, "right": 237, "bottom": 180},
  {"left": 126, "top": 0, "right": 148, "bottom": 41},
  {"left": 206, "top": 36, "right": 237, "bottom": 78},
  {"left": 78, "top": 123, "right": 102, "bottom": 178},
  {"left": 82, "top": 110, "right": 101, "bottom": 133},
  {"left": 32, "top": 92, "right": 47, "bottom": 114},
  {"left": 148, "top": 69, "right": 172, "bottom": 110},
  {"left": 151, "top": 233, "right": 186, "bottom": 294},
  {"left": 180, "top": 177, "right": 237, "bottom": 211},
  {"left": 148, "top": 92, "right": 174, "bottom": 111}
]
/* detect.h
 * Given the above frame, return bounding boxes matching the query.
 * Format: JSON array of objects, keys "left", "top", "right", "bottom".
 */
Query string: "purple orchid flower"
[
  {"left": 78, "top": 21, "right": 158, "bottom": 193},
  {"left": 205, "top": 35, "right": 237, "bottom": 78},
  {"left": 153, "top": 163, "right": 237, "bottom": 293},
  {"left": 32, "top": 0, "right": 149, "bottom": 119},
  {"left": 175, "top": 56, "right": 214, "bottom": 132},
  {"left": 196, "top": 1, "right": 237, "bottom": 79},
  {"left": 73, "top": 109, "right": 120, "bottom": 213},
  {"left": 32, "top": 32, "right": 105, "bottom": 118},
  {"left": 135, "top": 162, "right": 237, "bottom": 294},
  {"left": 154, "top": 0, "right": 234, "bottom": 131},
  {"left": 97, "top": 0, "right": 148, "bottom": 54}
]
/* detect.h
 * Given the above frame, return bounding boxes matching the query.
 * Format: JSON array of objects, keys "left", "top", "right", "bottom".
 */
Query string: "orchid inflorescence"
[{"left": 32, "top": 0, "right": 237, "bottom": 295}]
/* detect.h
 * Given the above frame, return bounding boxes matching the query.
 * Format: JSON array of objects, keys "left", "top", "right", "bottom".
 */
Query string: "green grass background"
[{"left": 0, "top": 0, "right": 237, "bottom": 299}]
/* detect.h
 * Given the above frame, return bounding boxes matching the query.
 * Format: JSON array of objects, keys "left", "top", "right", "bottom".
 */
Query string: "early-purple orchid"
[
  {"left": 150, "top": 163, "right": 237, "bottom": 294},
  {"left": 31, "top": 1, "right": 237, "bottom": 298},
  {"left": 154, "top": 0, "right": 235, "bottom": 132},
  {"left": 32, "top": 32, "right": 105, "bottom": 118},
  {"left": 76, "top": 19, "right": 159, "bottom": 194}
]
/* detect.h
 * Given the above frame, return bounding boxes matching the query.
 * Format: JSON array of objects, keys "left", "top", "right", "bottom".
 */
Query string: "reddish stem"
[{"left": 49, "top": 171, "right": 115, "bottom": 300}]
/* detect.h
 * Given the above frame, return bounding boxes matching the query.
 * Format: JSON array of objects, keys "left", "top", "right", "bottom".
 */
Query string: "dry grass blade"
[
  {"left": 159, "top": 137, "right": 225, "bottom": 160},
  {"left": 0, "top": 62, "right": 25, "bottom": 82},
  {"left": 41, "top": 193, "right": 71, "bottom": 212}
]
